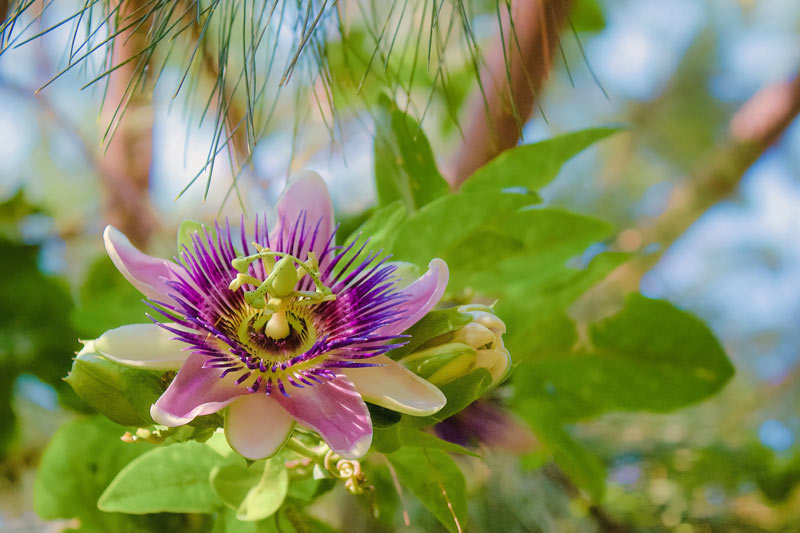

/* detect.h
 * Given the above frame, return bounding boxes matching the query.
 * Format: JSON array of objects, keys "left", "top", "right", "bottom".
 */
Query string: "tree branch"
[
  {"left": 446, "top": 0, "right": 572, "bottom": 188},
  {"left": 97, "top": 0, "right": 157, "bottom": 248},
  {"left": 583, "top": 74, "right": 800, "bottom": 306}
]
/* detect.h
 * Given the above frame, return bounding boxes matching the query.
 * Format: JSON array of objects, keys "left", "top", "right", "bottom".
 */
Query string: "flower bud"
[
  {"left": 399, "top": 343, "right": 477, "bottom": 386},
  {"left": 400, "top": 305, "right": 511, "bottom": 387},
  {"left": 65, "top": 341, "right": 164, "bottom": 426},
  {"left": 455, "top": 304, "right": 510, "bottom": 385}
]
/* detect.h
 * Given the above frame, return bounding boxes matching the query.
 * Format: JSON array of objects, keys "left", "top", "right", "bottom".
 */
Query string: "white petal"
[
  {"left": 343, "top": 355, "right": 447, "bottom": 416},
  {"left": 225, "top": 394, "right": 295, "bottom": 460},
  {"left": 93, "top": 323, "right": 189, "bottom": 370}
]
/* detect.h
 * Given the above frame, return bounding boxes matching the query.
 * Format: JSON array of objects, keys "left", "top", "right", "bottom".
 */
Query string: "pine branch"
[{"left": 97, "top": 0, "right": 157, "bottom": 247}]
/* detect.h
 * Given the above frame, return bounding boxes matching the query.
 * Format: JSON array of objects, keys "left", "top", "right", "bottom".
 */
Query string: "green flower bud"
[
  {"left": 400, "top": 305, "right": 511, "bottom": 387},
  {"left": 65, "top": 341, "right": 165, "bottom": 426},
  {"left": 455, "top": 304, "right": 510, "bottom": 385},
  {"left": 399, "top": 342, "right": 477, "bottom": 386}
]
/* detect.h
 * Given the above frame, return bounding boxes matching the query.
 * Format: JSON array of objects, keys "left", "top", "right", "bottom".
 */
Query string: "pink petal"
[
  {"left": 379, "top": 258, "right": 449, "bottom": 336},
  {"left": 93, "top": 323, "right": 189, "bottom": 370},
  {"left": 225, "top": 394, "right": 295, "bottom": 460},
  {"left": 270, "top": 171, "right": 335, "bottom": 262},
  {"left": 104, "top": 225, "right": 183, "bottom": 301},
  {"left": 273, "top": 375, "right": 372, "bottom": 459},
  {"left": 151, "top": 352, "right": 250, "bottom": 426},
  {"left": 342, "top": 355, "right": 446, "bottom": 416}
]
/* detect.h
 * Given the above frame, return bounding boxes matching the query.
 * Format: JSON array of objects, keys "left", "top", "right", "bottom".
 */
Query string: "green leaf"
[
  {"left": 65, "top": 352, "right": 163, "bottom": 426},
  {"left": 520, "top": 403, "right": 606, "bottom": 501},
  {"left": 286, "top": 476, "right": 333, "bottom": 503},
  {"left": 387, "top": 447, "right": 468, "bottom": 532},
  {"left": 460, "top": 127, "right": 619, "bottom": 194},
  {"left": 515, "top": 294, "right": 735, "bottom": 421},
  {"left": 387, "top": 307, "right": 473, "bottom": 361},
  {"left": 237, "top": 459, "right": 289, "bottom": 521},
  {"left": 389, "top": 191, "right": 538, "bottom": 267},
  {"left": 447, "top": 208, "right": 616, "bottom": 292},
  {"left": 498, "top": 251, "right": 628, "bottom": 359},
  {"left": 372, "top": 422, "right": 480, "bottom": 457},
  {"left": 211, "top": 458, "right": 289, "bottom": 521},
  {"left": 395, "top": 426, "right": 480, "bottom": 458},
  {"left": 33, "top": 416, "right": 159, "bottom": 531},
  {"left": 98, "top": 441, "right": 224, "bottom": 514},
  {"left": 337, "top": 201, "right": 407, "bottom": 278},
  {"left": 408, "top": 368, "right": 493, "bottom": 428},
  {"left": 374, "top": 95, "right": 450, "bottom": 212},
  {"left": 571, "top": 0, "right": 606, "bottom": 32}
]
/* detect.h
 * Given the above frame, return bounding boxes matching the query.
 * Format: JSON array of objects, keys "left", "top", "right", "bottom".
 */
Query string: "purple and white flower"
[{"left": 89, "top": 171, "right": 448, "bottom": 460}]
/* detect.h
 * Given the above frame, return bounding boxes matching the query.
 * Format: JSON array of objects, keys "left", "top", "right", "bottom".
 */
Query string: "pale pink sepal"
[
  {"left": 271, "top": 171, "right": 335, "bottom": 262},
  {"left": 273, "top": 374, "right": 372, "bottom": 459},
  {"left": 379, "top": 258, "right": 449, "bottom": 336},
  {"left": 93, "top": 323, "right": 190, "bottom": 371},
  {"left": 343, "top": 355, "right": 446, "bottom": 416},
  {"left": 225, "top": 394, "right": 295, "bottom": 460},
  {"left": 104, "top": 225, "right": 183, "bottom": 301},
  {"left": 151, "top": 352, "right": 250, "bottom": 426}
]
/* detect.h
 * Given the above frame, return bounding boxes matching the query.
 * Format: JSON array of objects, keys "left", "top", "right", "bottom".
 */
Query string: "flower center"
[{"left": 220, "top": 244, "right": 338, "bottom": 393}]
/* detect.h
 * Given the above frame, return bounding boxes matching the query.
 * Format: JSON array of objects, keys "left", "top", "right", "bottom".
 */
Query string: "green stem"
[{"left": 284, "top": 437, "right": 325, "bottom": 462}]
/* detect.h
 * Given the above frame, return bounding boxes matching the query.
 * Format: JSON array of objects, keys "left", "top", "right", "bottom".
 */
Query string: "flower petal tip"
[
  {"left": 344, "top": 356, "right": 447, "bottom": 417},
  {"left": 150, "top": 403, "right": 195, "bottom": 427},
  {"left": 339, "top": 433, "right": 372, "bottom": 460},
  {"left": 103, "top": 225, "right": 180, "bottom": 301}
]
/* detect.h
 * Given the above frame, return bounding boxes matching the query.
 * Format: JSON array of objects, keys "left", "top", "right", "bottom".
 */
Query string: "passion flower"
[{"left": 90, "top": 171, "right": 448, "bottom": 460}]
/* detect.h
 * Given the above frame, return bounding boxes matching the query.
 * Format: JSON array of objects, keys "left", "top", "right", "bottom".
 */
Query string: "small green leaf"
[
  {"left": 461, "top": 127, "right": 620, "bottom": 194},
  {"left": 236, "top": 458, "right": 289, "bottom": 521},
  {"left": 210, "top": 462, "right": 263, "bottom": 512},
  {"left": 374, "top": 95, "right": 450, "bottom": 211},
  {"left": 387, "top": 447, "right": 468, "bottom": 532},
  {"left": 98, "top": 441, "right": 224, "bottom": 514},
  {"left": 65, "top": 352, "right": 163, "bottom": 426}
]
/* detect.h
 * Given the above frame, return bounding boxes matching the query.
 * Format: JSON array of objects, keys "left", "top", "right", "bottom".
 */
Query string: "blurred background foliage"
[{"left": 1, "top": 0, "right": 800, "bottom": 531}]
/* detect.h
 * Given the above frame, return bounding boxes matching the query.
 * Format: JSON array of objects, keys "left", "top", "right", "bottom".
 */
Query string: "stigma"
[{"left": 228, "top": 244, "right": 336, "bottom": 341}]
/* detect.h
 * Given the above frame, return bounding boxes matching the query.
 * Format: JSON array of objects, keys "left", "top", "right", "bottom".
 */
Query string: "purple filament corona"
[{"left": 148, "top": 213, "right": 409, "bottom": 397}]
